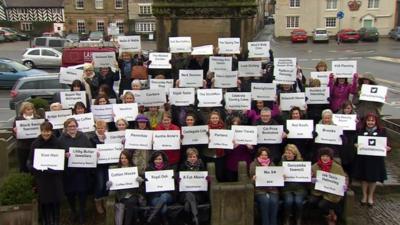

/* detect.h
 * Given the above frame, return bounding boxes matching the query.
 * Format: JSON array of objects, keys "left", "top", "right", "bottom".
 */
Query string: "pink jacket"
[{"left": 328, "top": 74, "right": 358, "bottom": 112}]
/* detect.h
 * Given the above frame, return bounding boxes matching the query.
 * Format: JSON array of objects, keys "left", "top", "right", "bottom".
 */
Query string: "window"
[
  {"left": 97, "top": 20, "right": 105, "bottom": 32},
  {"left": 49, "top": 39, "right": 63, "bottom": 48},
  {"left": 368, "top": 0, "right": 379, "bottom": 8},
  {"left": 325, "top": 17, "right": 336, "bottom": 28},
  {"left": 27, "top": 49, "right": 40, "bottom": 56},
  {"left": 75, "top": 0, "right": 84, "bottom": 9},
  {"left": 115, "top": 0, "right": 123, "bottom": 9},
  {"left": 286, "top": 16, "right": 299, "bottom": 28},
  {"left": 0, "top": 63, "right": 14, "bottom": 72},
  {"left": 42, "top": 49, "right": 58, "bottom": 57},
  {"left": 20, "top": 81, "right": 41, "bottom": 90},
  {"left": 116, "top": 20, "right": 124, "bottom": 34},
  {"left": 326, "top": 0, "right": 337, "bottom": 9},
  {"left": 21, "top": 22, "right": 32, "bottom": 31},
  {"left": 40, "top": 79, "right": 65, "bottom": 89},
  {"left": 289, "top": 0, "right": 300, "bottom": 8},
  {"left": 135, "top": 22, "right": 156, "bottom": 32},
  {"left": 77, "top": 20, "right": 86, "bottom": 33},
  {"left": 34, "top": 38, "right": 46, "bottom": 46},
  {"left": 95, "top": 0, "right": 103, "bottom": 9},
  {"left": 139, "top": 4, "right": 152, "bottom": 15}
]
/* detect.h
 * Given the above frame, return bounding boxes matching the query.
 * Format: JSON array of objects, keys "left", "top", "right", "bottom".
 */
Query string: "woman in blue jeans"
[
  {"left": 280, "top": 144, "right": 307, "bottom": 225},
  {"left": 249, "top": 147, "right": 279, "bottom": 225}
]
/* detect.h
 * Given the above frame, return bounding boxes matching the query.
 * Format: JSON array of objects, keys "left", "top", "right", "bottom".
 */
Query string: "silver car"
[
  {"left": 22, "top": 47, "right": 62, "bottom": 68},
  {"left": 312, "top": 28, "right": 330, "bottom": 43}
]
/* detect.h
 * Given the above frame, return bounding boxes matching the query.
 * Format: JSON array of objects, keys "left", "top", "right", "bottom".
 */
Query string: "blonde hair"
[
  {"left": 309, "top": 78, "right": 321, "bottom": 87},
  {"left": 19, "top": 102, "right": 35, "bottom": 116},
  {"left": 95, "top": 120, "right": 108, "bottom": 129},
  {"left": 119, "top": 51, "right": 132, "bottom": 60},
  {"left": 186, "top": 147, "right": 199, "bottom": 157},
  {"left": 115, "top": 118, "right": 129, "bottom": 127},
  {"left": 50, "top": 102, "right": 62, "bottom": 111},
  {"left": 283, "top": 144, "right": 303, "bottom": 161},
  {"left": 122, "top": 91, "right": 135, "bottom": 103}
]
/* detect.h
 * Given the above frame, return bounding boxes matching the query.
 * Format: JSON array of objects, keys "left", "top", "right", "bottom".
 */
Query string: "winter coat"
[
  {"left": 94, "top": 70, "right": 120, "bottom": 99},
  {"left": 154, "top": 123, "right": 181, "bottom": 165},
  {"left": 311, "top": 161, "right": 346, "bottom": 203},
  {"left": 13, "top": 115, "right": 41, "bottom": 150},
  {"left": 249, "top": 159, "right": 279, "bottom": 195},
  {"left": 225, "top": 145, "right": 253, "bottom": 172},
  {"left": 328, "top": 75, "right": 358, "bottom": 112},
  {"left": 352, "top": 73, "right": 383, "bottom": 120}
]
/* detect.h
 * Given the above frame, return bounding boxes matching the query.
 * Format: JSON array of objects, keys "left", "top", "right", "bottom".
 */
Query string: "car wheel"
[{"left": 23, "top": 61, "right": 35, "bottom": 68}]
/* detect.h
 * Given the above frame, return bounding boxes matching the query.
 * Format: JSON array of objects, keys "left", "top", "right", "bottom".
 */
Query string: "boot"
[
  {"left": 295, "top": 210, "right": 302, "bottom": 225},
  {"left": 101, "top": 198, "right": 107, "bottom": 213},
  {"left": 95, "top": 199, "right": 105, "bottom": 214}
]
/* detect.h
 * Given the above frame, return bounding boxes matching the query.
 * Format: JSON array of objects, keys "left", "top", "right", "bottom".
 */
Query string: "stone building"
[
  {"left": 274, "top": 0, "right": 396, "bottom": 37},
  {"left": 127, "top": 0, "right": 156, "bottom": 39},
  {"left": 64, "top": 0, "right": 128, "bottom": 35}
]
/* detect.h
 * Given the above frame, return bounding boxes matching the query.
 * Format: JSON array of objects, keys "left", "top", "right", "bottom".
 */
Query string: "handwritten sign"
[
  {"left": 273, "top": 58, "right": 297, "bottom": 84},
  {"left": 232, "top": 125, "right": 257, "bottom": 145},
  {"left": 108, "top": 167, "right": 139, "bottom": 190},
  {"left": 360, "top": 84, "right": 387, "bottom": 103},
  {"left": 208, "top": 129, "right": 234, "bottom": 149},
  {"left": 280, "top": 92, "right": 306, "bottom": 111},
  {"left": 251, "top": 83, "right": 276, "bottom": 101},
  {"left": 191, "top": 45, "right": 213, "bottom": 55},
  {"left": 179, "top": 70, "right": 203, "bottom": 87},
  {"left": 60, "top": 91, "right": 86, "bottom": 109},
  {"left": 357, "top": 136, "right": 387, "bottom": 157},
  {"left": 118, "top": 35, "right": 141, "bottom": 52},
  {"left": 124, "top": 129, "right": 153, "bottom": 150},
  {"left": 149, "top": 52, "right": 172, "bottom": 69},
  {"left": 68, "top": 113, "right": 95, "bottom": 133},
  {"left": 91, "top": 104, "right": 113, "bottom": 122},
  {"left": 169, "top": 37, "right": 192, "bottom": 53},
  {"left": 169, "top": 88, "right": 195, "bottom": 106},
  {"left": 315, "top": 170, "right": 346, "bottom": 196},
  {"left": 282, "top": 161, "right": 311, "bottom": 182},
  {"left": 197, "top": 89, "right": 223, "bottom": 107},
  {"left": 59, "top": 67, "right": 82, "bottom": 85},
  {"left": 153, "top": 130, "right": 181, "bottom": 150},
  {"left": 33, "top": 148, "right": 65, "bottom": 170},
  {"left": 257, "top": 125, "right": 284, "bottom": 144},
  {"left": 179, "top": 171, "right": 208, "bottom": 192},
  {"left": 68, "top": 147, "right": 97, "bottom": 168},
  {"left": 305, "top": 87, "right": 329, "bottom": 104},
  {"left": 16, "top": 119, "right": 45, "bottom": 139},
  {"left": 310, "top": 71, "right": 331, "bottom": 86},
  {"left": 113, "top": 103, "right": 138, "bottom": 122},
  {"left": 209, "top": 56, "right": 232, "bottom": 72},
  {"left": 214, "top": 71, "right": 238, "bottom": 88},
  {"left": 145, "top": 170, "right": 175, "bottom": 192},
  {"left": 332, "top": 61, "right": 357, "bottom": 78},
  {"left": 255, "top": 166, "right": 284, "bottom": 187},
  {"left": 45, "top": 110, "right": 72, "bottom": 129},
  {"left": 315, "top": 124, "right": 343, "bottom": 145},
  {"left": 92, "top": 52, "right": 116, "bottom": 68},
  {"left": 224, "top": 92, "right": 251, "bottom": 111},
  {"left": 181, "top": 125, "right": 209, "bottom": 145},
  {"left": 248, "top": 41, "right": 270, "bottom": 58},
  {"left": 286, "top": 120, "right": 314, "bottom": 139},
  {"left": 332, "top": 114, "right": 356, "bottom": 131},
  {"left": 97, "top": 143, "right": 123, "bottom": 164},
  {"left": 218, "top": 37, "right": 240, "bottom": 54},
  {"left": 104, "top": 131, "right": 125, "bottom": 144},
  {"left": 238, "top": 61, "right": 262, "bottom": 77}
]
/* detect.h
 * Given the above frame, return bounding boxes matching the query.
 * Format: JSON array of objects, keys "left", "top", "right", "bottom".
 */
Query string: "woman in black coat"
[
  {"left": 59, "top": 118, "right": 93, "bottom": 225},
  {"left": 27, "top": 121, "right": 64, "bottom": 225}
]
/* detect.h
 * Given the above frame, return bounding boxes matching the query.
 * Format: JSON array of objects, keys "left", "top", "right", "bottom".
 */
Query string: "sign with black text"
[
  {"left": 60, "top": 91, "right": 86, "bottom": 109},
  {"left": 145, "top": 170, "right": 175, "bottom": 192},
  {"left": 169, "top": 88, "right": 195, "bottom": 106},
  {"left": 197, "top": 89, "right": 223, "bottom": 107},
  {"left": 118, "top": 36, "right": 141, "bottom": 52},
  {"left": 332, "top": 61, "right": 357, "bottom": 78},
  {"left": 208, "top": 129, "right": 234, "bottom": 149},
  {"left": 169, "top": 37, "right": 192, "bottom": 53},
  {"left": 149, "top": 79, "right": 174, "bottom": 94},
  {"left": 310, "top": 71, "right": 331, "bottom": 86},
  {"left": 282, "top": 161, "right": 311, "bottom": 182},
  {"left": 209, "top": 56, "right": 232, "bottom": 72},
  {"left": 108, "top": 167, "right": 139, "bottom": 190},
  {"left": 257, "top": 125, "right": 284, "bottom": 144},
  {"left": 280, "top": 92, "right": 306, "bottom": 111},
  {"left": 181, "top": 125, "right": 209, "bottom": 145},
  {"left": 149, "top": 52, "right": 172, "bottom": 69},
  {"left": 286, "top": 120, "right": 314, "bottom": 139},
  {"left": 273, "top": 58, "right": 297, "bottom": 84},
  {"left": 59, "top": 67, "right": 82, "bottom": 85},
  {"left": 248, "top": 41, "right": 270, "bottom": 58},
  {"left": 67, "top": 113, "right": 95, "bottom": 133},
  {"left": 113, "top": 103, "right": 138, "bottom": 122},
  {"left": 332, "top": 114, "right": 356, "bottom": 131},
  {"left": 16, "top": 119, "right": 45, "bottom": 139},
  {"left": 97, "top": 143, "right": 123, "bottom": 164},
  {"left": 218, "top": 38, "right": 240, "bottom": 54},
  {"left": 214, "top": 71, "right": 238, "bottom": 88},
  {"left": 232, "top": 125, "right": 258, "bottom": 145},
  {"left": 255, "top": 166, "right": 284, "bottom": 187},
  {"left": 179, "top": 171, "right": 208, "bottom": 192},
  {"left": 91, "top": 104, "right": 113, "bottom": 122},
  {"left": 68, "top": 147, "right": 97, "bottom": 168},
  {"left": 225, "top": 92, "right": 251, "bottom": 110},
  {"left": 305, "top": 87, "right": 329, "bottom": 104},
  {"left": 92, "top": 52, "right": 116, "bottom": 68},
  {"left": 357, "top": 136, "right": 387, "bottom": 157},
  {"left": 104, "top": 131, "right": 125, "bottom": 144},
  {"left": 315, "top": 124, "right": 343, "bottom": 145},
  {"left": 238, "top": 61, "right": 262, "bottom": 77},
  {"left": 124, "top": 129, "right": 153, "bottom": 150},
  {"left": 251, "top": 83, "right": 276, "bottom": 101},
  {"left": 315, "top": 171, "right": 346, "bottom": 196},
  {"left": 33, "top": 149, "right": 65, "bottom": 170},
  {"left": 45, "top": 110, "right": 72, "bottom": 129},
  {"left": 153, "top": 130, "right": 181, "bottom": 150},
  {"left": 179, "top": 70, "right": 203, "bottom": 87},
  {"left": 360, "top": 84, "right": 387, "bottom": 103}
]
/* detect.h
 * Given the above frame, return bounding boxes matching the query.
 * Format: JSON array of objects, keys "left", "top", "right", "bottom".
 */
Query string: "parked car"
[
  {"left": 389, "top": 27, "right": 400, "bottom": 41},
  {"left": 264, "top": 16, "right": 275, "bottom": 25},
  {"left": 312, "top": 28, "right": 329, "bottom": 43},
  {"left": 0, "top": 27, "right": 17, "bottom": 42},
  {"left": 66, "top": 33, "right": 80, "bottom": 43},
  {"left": 22, "top": 48, "right": 62, "bottom": 68},
  {"left": 88, "top": 31, "right": 105, "bottom": 41},
  {"left": 31, "top": 37, "right": 72, "bottom": 51},
  {"left": 9, "top": 74, "right": 70, "bottom": 110},
  {"left": 359, "top": 27, "right": 379, "bottom": 42},
  {"left": 0, "top": 58, "right": 48, "bottom": 89},
  {"left": 291, "top": 29, "right": 308, "bottom": 43},
  {"left": 0, "top": 31, "right": 6, "bottom": 43},
  {"left": 0, "top": 27, "right": 30, "bottom": 40},
  {"left": 336, "top": 29, "right": 360, "bottom": 42}
]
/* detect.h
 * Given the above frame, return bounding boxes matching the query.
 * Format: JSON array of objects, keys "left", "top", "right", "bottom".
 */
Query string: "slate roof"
[{"left": 4, "top": 0, "right": 64, "bottom": 8}]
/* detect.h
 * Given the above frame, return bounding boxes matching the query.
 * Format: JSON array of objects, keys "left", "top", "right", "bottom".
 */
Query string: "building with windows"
[
  {"left": 274, "top": 0, "right": 396, "bottom": 37},
  {"left": 127, "top": 0, "right": 156, "bottom": 38},
  {"left": 64, "top": 0, "right": 128, "bottom": 35}
]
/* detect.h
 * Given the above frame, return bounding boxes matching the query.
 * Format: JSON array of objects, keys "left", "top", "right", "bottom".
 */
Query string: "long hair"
[
  {"left": 282, "top": 144, "right": 303, "bottom": 161},
  {"left": 118, "top": 150, "right": 134, "bottom": 167},
  {"left": 360, "top": 112, "right": 383, "bottom": 131}
]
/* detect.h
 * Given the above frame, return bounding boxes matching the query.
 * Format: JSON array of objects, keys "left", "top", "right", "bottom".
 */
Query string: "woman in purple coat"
[{"left": 328, "top": 73, "right": 358, "bottom": 112}]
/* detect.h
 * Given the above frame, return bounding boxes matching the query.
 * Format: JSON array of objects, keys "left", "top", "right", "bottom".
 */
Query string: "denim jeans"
[
  {"left": 95, "top": 165, "right": 109, "bottom": 199},
  {"left": 150, "top": 193, "right": 173, "bottom": 215},
  {"left": 283, "top": 192, "right": 306, "bottom": 213},
  {"left": 255, "top": 192, "right": 279, "bottom": 225}
]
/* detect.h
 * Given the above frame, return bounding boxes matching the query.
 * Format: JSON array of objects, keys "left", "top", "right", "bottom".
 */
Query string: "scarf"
[
  {"left": 208, "top": 121, "right": 225, "bottom": 157},
  {"left": 185, "top": 159, "right": 202, "bottom": 171},
  {"left": 257, "top": 157, "right": 270, "bottom": 166},
  {"left": 317, "top": 159, "right": 333, "bottom": 172},
  {"left": 96, "top": 131, "right": 106, "bottom": 143},
  {"left": 154, "top": 162, "right": 164, "bottom": 170}
]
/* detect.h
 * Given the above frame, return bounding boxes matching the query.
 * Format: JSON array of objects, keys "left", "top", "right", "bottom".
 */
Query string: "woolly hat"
[{"left": 136, "top": 114, "right": 149, "bottom": 122}]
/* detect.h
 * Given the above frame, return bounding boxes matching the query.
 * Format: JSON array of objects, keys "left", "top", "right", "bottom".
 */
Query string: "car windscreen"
[
  {"left": 345, "top": 31, "right": 357, "bottom": 35},
  {"left": 9, "top": 61, "right": 30, "bottom": 71},
  {"left": 316, "top": 30, "right": 326, "bottom": 34},
  {"left": 293, "top": 32, "right": 306, "bottom": 35}
]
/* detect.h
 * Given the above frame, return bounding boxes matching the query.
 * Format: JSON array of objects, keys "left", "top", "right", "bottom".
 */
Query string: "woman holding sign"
[
  {"left": 328, "top": 72, "right": 358, "bottom": 112},
  {"left": 93, "top": 66, "right": 119, "bottom": 99},
  {"left": 353, "top": 113, "right": 390, "bottom": 207}
]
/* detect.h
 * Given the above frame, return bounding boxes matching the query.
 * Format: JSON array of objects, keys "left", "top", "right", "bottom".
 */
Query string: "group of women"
[{"left": 13, "top": 48, "right": 390, "bottom": 225}]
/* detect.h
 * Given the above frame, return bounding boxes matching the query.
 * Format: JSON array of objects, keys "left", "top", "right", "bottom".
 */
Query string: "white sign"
[
  {"left": 251, "top": 83, "right": 276, "bottom": 101},
  {"left": 209, "top": 56, "right": 232, "bottom": 72},
  {"left": 181, "top": 125, "right": 209, "bottom": 145},
  {"left": 134, "top": 89, "right": 166, "bottom": 107},
  {"left": 315, "top": 170, "right": 346, "bottom": 196},
  {"left": 197, "top": 89, "right": 223, "bottom": 107},
  {"left": 113, "top": 103, "right": 138, "bottom": 122},
  {"left": 108, "top": 167, "right": 139, "bottom": 190},
  {"left": 238, "top": 61, "right": 262, "bottom": 77},
  {"left": 273, "top": 58, "right": 297, "bottom": 84},
  {"left": 179, "top": 171, "right": 208, "bottom": 192},
  {"left": 150, "top": 79, "right": 174, "bottom": 94},
  {"left": 68, "top": 113, "right": 95, "bottom": 133},
  {"left": 59, "top": 67, "right": 82, "bottom": 85},
  {"left": 60, "top": 91, "right": 86, "bottom": 109},
  {"left": 214, "top": 71, "right": 238, "bottom": 88},
  {"left": 315, "top": 124, "right": 343, "bottom": 145},
  {"left": 255, "top": 166, "right": 284, "bottom": 187},
  {"left": 224, "top": 92, "right": 252, "bottom": 111},
  {"left": 286, "top": 120, "right": 314, "bottom": 139},
  {"left": 169, "top": 37, "right": 192, "bottom": 53},
  {"left": 232, "top": 125, "right": 257, "bottom": 145},
  {"left": 191, "top": 45, "right": 213, "bottom": 55},
  {"left": 360, "top": 84, "right": 387, "bottom": 103},
  {"left": 149, "top": 52, "right": 172, "bottom": 69},
  {"left": 16, "top": 119, "right": 45, "bottom": 139},
  {"left": 33, "top": 148, "right": 65, "bottom": 170},
  {"left": 91, "top": 104, "right": 113, "bottom": 122},
  {"left": 104, "top": 131, "right": 125, "bottom": 144},
  {"left": 332, "top": 61, "right": 357, "bottom": 78},
  {"left": 153, "top": 130, "right": 181, "bottom": 150},
  {"left": 169, "top": 88, "right": 195, "bottom": 106},
  {"left": 97, "top": 143, "right": 123, "bottom": 164},
  {"left": 92, "top": 52, "right": 116, "bottom": 68},
  {"left": 124, "top": 129, "right": 153, "bottom": 150},
  {"left": 357, "top": 136, "right": 387, "bottom": 157},
  {"left": 282, "top": 161, "right": 311, "bottom": 182},
  {"left": 248, "top": 41, "right": 270, "bottom": 58},
  {"left": 45, "top": 110, "right": 72, "bottom": 129},
  {"left": 305, "top": 87, "right": 329, "bottom": 104},
  {"left": 310, "top": 71, "right": 331, "bottom": 86},
  {"left": 280, "top": 92, "right": 306, "bottom": 111},
  {"left": 257, "top": 125, "right": 284, "bottom": 144},
  {"left": 68, "top": 147, "right": 97, "bottom": 168},
  {"left": 118, "top": 35, "right": 141, "bottom": 52},
  {"left": 145, "top": 170, "right": 175, "bottom": 192},
  {"left": 179, "top": 70, "right": 203, "bottom": 88},
  {"left": 218, "top": 37, "right": 240, "bottom": 54},
  {"left": 208, "top": 129, "right": 234, "bottom": 149},
  {"left": 332, "top": 114, "right": 356, "bottom": 131}
]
